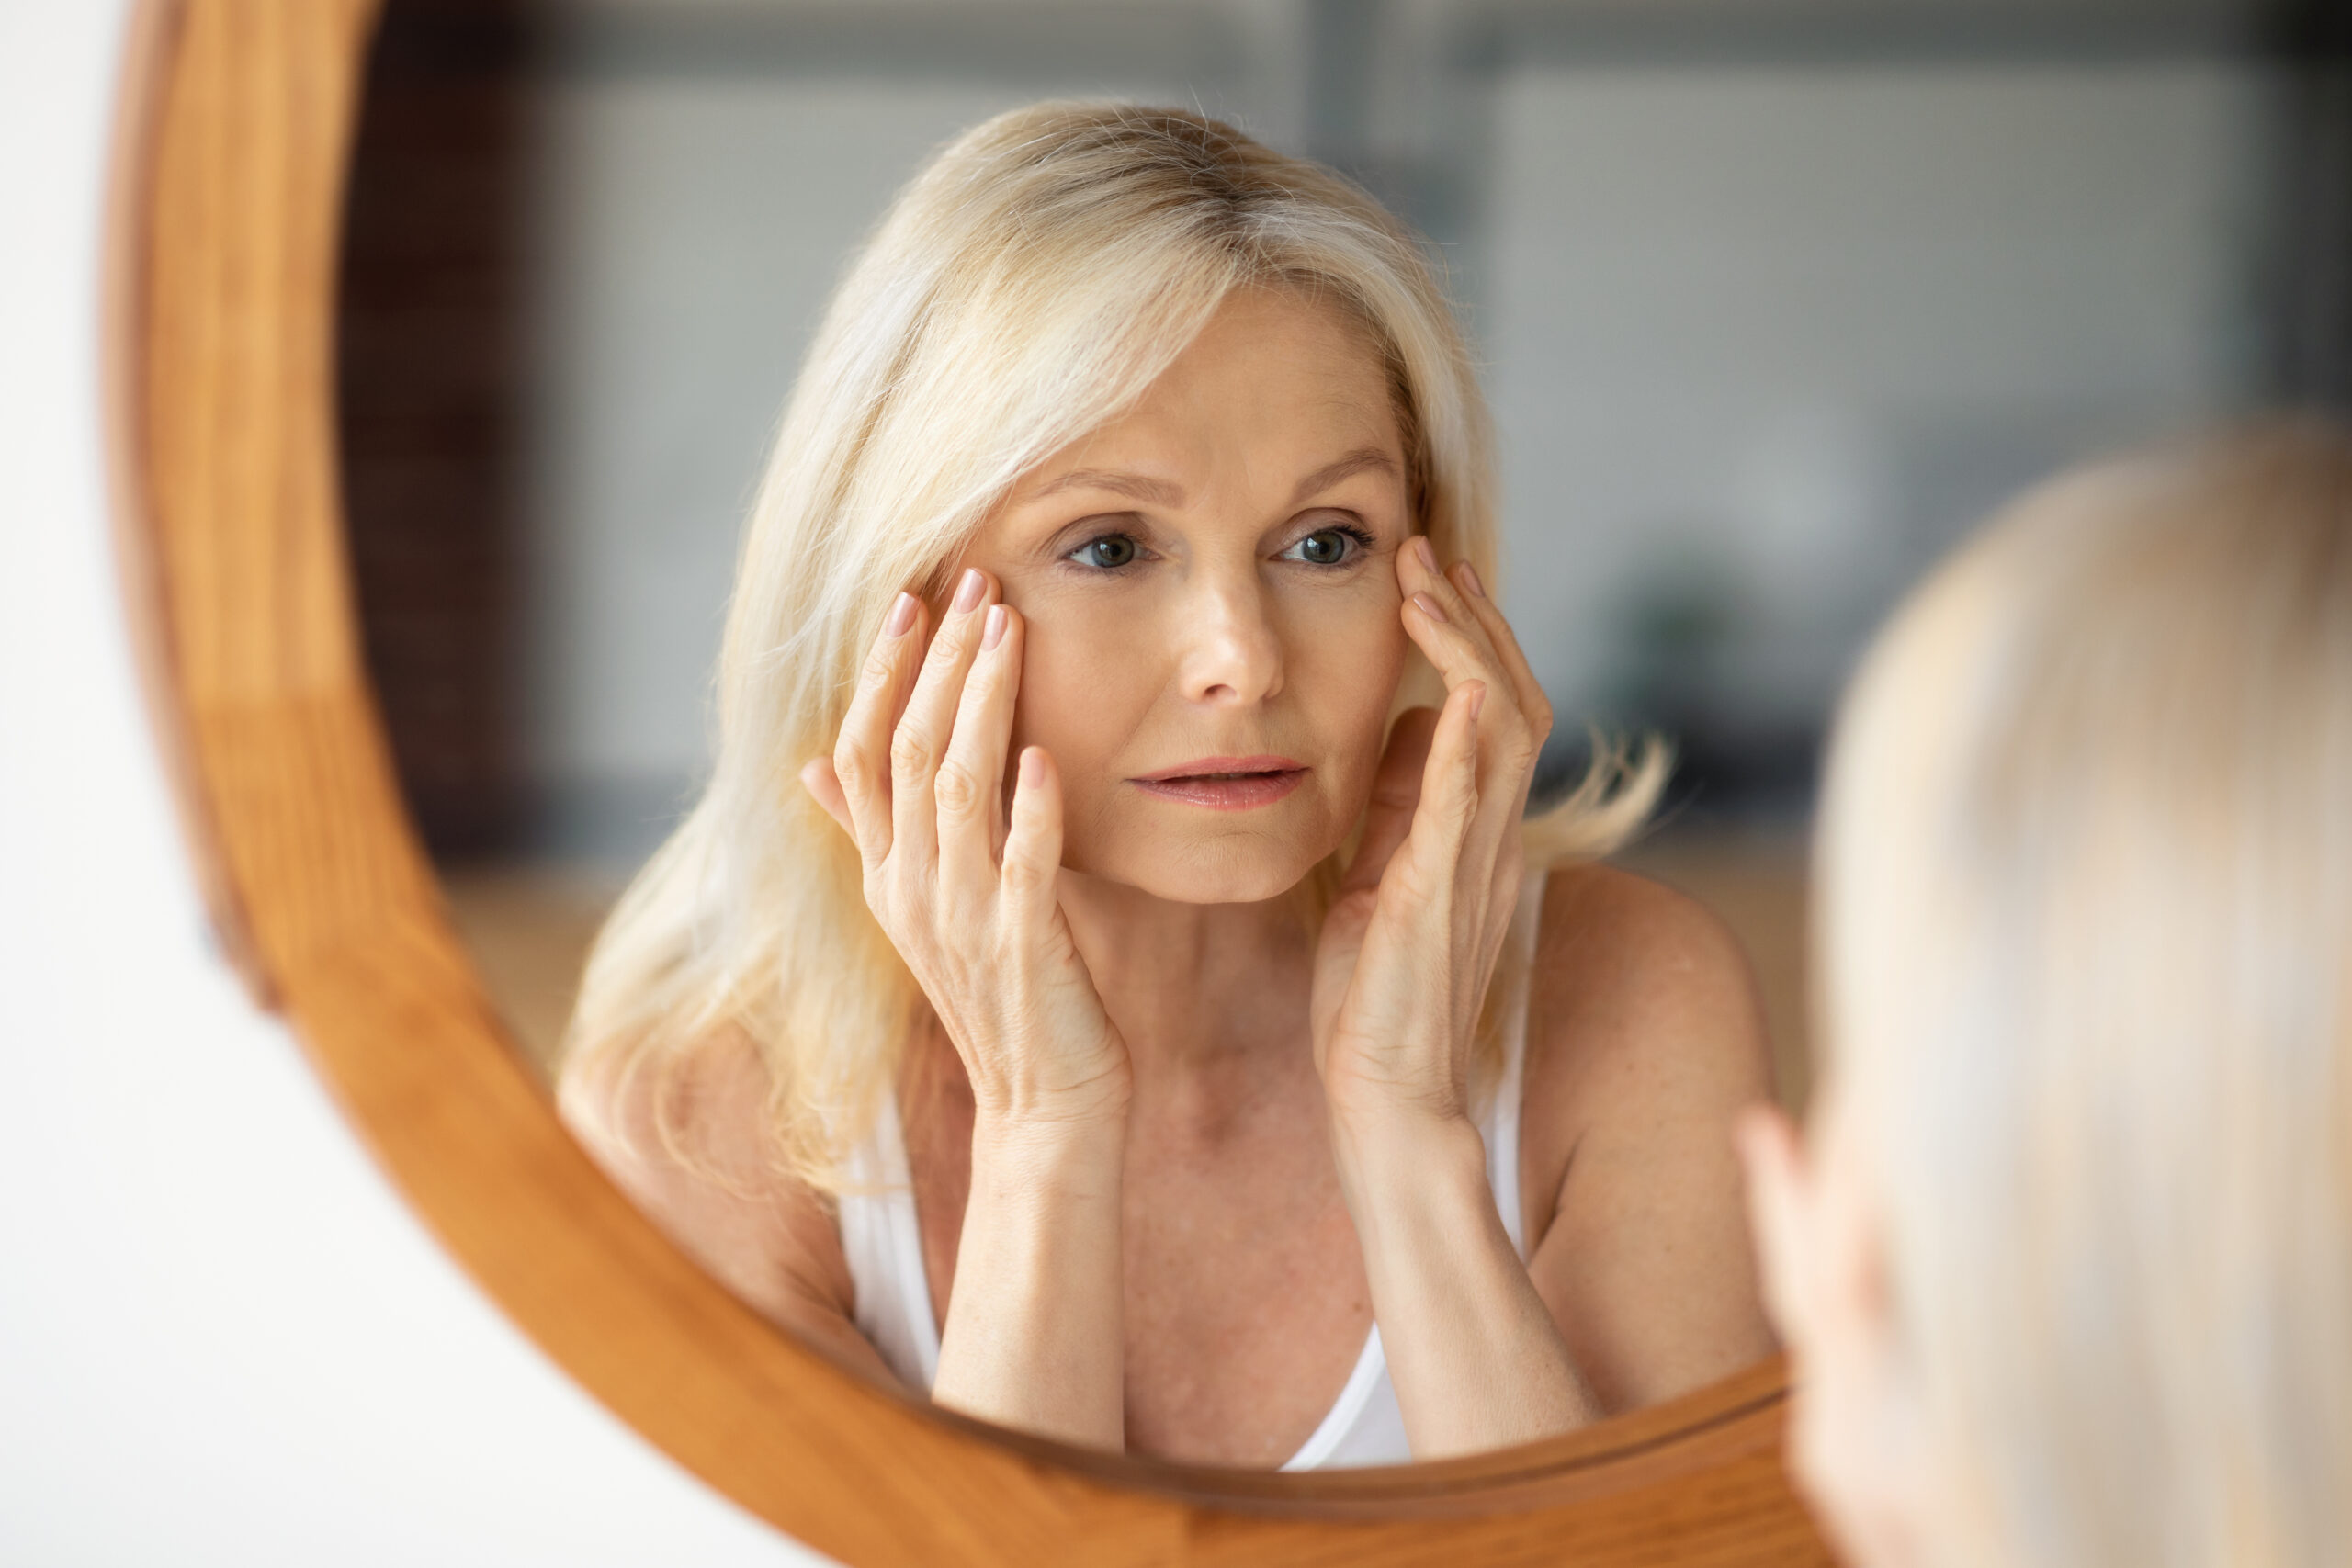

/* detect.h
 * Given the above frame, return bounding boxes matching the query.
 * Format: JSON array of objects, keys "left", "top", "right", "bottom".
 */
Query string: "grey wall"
[
  {"left": 1486, "top": 62, "right": 2265, "bottom": 761},
  {"left": 514, "top": 12, "right": 2275, "bottom": 860}
]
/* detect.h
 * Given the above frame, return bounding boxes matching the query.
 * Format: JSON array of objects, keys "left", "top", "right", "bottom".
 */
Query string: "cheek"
[
  {"left": 1292, "top": 593, "right": 1411, "bottom": 764},
  {"left": 1004, "top": 599, "right": 1156, "bottom": 776}
]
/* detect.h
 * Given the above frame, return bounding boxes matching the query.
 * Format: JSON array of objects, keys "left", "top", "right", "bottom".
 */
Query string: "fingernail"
[
  {"left": 953, "top": 568, "right": 986, "bottom": 614},
  {"left": 1468, "top": 682, "right": 1487, "bottom": 722},
  {"left": 1411, "top": 536, "right": 1437, "bottom": 573},
  {"left": 1457, "top": 561, "right": 1486, "bottom": 599},
  {"left": 1019, "top": 748, "right": 1044, "bottom": 789},
  {"left": 884, "top": 592, "right": 917, "bottom": 637},
  {"left": 982, "top": 602, "right": 1008, "bottom": 650},
  {"left": 1411, "top": 592, "right": 1448, "bottom": 624}
]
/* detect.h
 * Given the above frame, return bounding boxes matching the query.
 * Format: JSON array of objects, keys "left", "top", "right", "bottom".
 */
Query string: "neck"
[{"left": 1054, "top": 868, "right": 1317, "bottom": 1108}]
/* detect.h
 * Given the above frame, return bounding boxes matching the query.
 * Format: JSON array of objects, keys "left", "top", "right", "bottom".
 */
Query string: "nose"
[{"left": 1173, "top": 561, "right": 1284, "bottom": 707}]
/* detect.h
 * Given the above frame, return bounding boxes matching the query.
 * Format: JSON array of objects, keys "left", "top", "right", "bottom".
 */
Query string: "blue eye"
[
  {"left": 1069, "top": 534, "right": 1140, "bottom": 570},
  {"left": 1281, "top": 525, "right": 1373, "bottom": 567}
]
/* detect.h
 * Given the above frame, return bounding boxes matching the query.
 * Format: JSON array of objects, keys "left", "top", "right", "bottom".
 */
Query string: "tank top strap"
[
  {"left": 1481, "top": 871, "right": 1546, "bottom": 1262},
  {"left": 835, "top": 1090, "right": 942, "bottom": 1391}
]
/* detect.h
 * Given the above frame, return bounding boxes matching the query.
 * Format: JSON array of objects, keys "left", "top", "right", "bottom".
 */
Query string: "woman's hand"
[
  {"left": 801, "top": 568, "right": 1131, "bottom": 1132},
  {"left": 1307, "top": 541, "right": 1595, "bottom": 1458},
  {"left": 805, "top": 568, "right": 1132, "bottom": 1447},
  {"left": 1310, "top": 537, "right": 1554, "bottom": 1137}
]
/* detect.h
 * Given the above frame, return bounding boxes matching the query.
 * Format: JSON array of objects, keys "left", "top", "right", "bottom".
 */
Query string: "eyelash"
[
  {"left": 1279, "top": 522, "right": 1377, "bottom": 567},
  {"left": 1061, "top": 522, "right": 1377, "bottom": 573}
]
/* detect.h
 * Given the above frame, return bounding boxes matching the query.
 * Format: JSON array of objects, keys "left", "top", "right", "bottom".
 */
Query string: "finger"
[
  {"left": 1000, "top": 744, "right": 1065, "bottom": 926},
  {"left": 1398, "top": 536, "right": 1510, "bottom": 682},
  {"left": 1401, "top": 586, "right": 1537, "bottom": 818},
  {"left": 832, "top": 590, "right": 925, "bottom": 866},
  {"left": 1399, "top": 547, "right": 1544, "bottom": 853},
  {"left": 889, "top": 567, "right": 997, "bottom": 876},
  {"left": 1445, "top": 558, "right": 1553, "bottom": 743},
  {"left": 1341, "top": 706, "right": 1438, "bottom": 897},
  {"left": 936, "top": 600, "right": 1024, "bottom": 892},
  {"left": 799, "top": 756, "right": 853, "bottom": 836},
  {"left": 1399, "top": 551, "right": 1516, "bottom": 737},
  {"left": 1394, "top": 679, "right": 1484, "bottom": 891}
]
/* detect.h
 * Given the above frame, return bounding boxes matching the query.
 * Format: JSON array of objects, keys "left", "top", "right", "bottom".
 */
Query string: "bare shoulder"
[
  {"left": 1523, "top": 861, "right": 1775, "bottom": 1130},
  {"left": 556, "top": 1032, "right": 898, "bottom": 1384},
  {"left": 1517, "top": 861, "right": 1781, "bottom": 1410}
]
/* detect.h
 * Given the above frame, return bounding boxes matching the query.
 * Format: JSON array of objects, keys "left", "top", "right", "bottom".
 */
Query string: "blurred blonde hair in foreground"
[
  {"left": 1817, "top": 417, "right": 2352, "bottom": 1567},
  {"left": 557, "top": 103, "right": 1661, "bottom": 1190}
]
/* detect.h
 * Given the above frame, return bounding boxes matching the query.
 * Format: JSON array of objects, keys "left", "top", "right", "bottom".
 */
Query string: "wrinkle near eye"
[
  {"left": 1273, "top": 519, "right": 1377, "bottom": 568},
  {"left": 1069, "top": 533, "right": 1143, "bottom": 570},
  {"left": 1035, "top": 510, "right": 1153, "bottom": 565}
]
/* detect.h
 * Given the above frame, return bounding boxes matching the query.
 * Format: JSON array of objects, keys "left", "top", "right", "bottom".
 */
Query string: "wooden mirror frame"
[{"left": 104, "top": 2, "right": 1829, "bottom": 1561}]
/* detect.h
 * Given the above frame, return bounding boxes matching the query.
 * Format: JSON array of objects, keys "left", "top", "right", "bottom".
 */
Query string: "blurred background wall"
[{"left": 334, "top": 0, "right": 2352, "bottom": 1082}]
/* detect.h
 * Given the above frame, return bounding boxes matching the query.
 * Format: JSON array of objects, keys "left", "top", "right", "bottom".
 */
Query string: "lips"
[{"left": 1130, "top": 755, "right": 1308, "bottom": 811}]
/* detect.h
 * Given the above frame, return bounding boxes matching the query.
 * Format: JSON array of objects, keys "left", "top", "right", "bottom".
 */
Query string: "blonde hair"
[
  {"left": 558, "top": 103, "right": 1662, "bottom": 1190},
  {"left": 1816, "top": 419, "right": 2352, "bottom": 1568}
]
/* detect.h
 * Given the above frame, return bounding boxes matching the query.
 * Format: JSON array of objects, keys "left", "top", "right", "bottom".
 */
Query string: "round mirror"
[{"left": 120, "top": 0, "right": 2302, "bottom": 1559}]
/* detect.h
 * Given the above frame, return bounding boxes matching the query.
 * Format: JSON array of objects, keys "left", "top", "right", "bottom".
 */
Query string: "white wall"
[
  {"left": 0, "top": 7, "right": 818, "bottom": 1562},
  {"left": 1487, "top": 61, "right": 2267, "bottom": 728}
]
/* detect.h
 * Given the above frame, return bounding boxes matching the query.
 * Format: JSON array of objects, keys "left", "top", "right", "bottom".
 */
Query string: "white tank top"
[{"left": 836, "top": 880, "right": 1544, "bottom": 1471}]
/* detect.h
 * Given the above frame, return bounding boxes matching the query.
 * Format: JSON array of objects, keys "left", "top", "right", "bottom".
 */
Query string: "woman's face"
[{"left": 961, "top": 287, "right": 1414, "bottom": 904}]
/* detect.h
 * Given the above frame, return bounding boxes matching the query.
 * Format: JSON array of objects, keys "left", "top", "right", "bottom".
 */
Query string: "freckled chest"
[{"left": 898, "top": 1034, "right": 1375, "bottom": 1468}]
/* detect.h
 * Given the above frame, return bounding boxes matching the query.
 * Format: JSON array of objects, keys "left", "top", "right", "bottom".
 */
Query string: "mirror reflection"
[{"left": 334, "top": 0, "right": 2307, "bottom": 1469}]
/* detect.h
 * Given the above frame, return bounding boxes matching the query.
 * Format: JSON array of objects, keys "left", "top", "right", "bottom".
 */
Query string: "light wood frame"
[{"left": 103, "top": 1, "right": 1830, "bottom": 1562}]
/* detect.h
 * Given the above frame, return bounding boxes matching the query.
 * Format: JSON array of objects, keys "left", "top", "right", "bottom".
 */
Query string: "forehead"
[{"left": 1017, "top": 288, "right": 1403, "bottom": 492}]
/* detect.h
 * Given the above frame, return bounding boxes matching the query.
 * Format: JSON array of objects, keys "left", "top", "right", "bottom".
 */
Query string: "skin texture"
[{"left": 566, "top": 288, "right": 1778, "bottom": 1467}]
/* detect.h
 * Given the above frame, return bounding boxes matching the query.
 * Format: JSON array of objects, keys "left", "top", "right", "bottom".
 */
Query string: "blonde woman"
[
  {"left": 1741, "top": 421, "right": 2352, "bottom": 1566},
  {"left": 559, "top": 104, "right": 1776, "bottom": 1469}
]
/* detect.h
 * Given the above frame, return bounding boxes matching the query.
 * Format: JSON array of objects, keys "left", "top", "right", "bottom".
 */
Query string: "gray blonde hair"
[
  {"left": 559, "top": 103, "right": 1662, "bottom": 1190},
  {"left": 1817, "top": 419, "right": 2352, "bottom": 1567}
]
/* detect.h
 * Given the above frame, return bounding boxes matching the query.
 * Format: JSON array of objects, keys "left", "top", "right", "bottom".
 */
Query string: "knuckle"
[
  {"left": 933, "top": 761, "right": 983, "bottom": 818},
  {"left": 889, "top": 727, "right": 935, "bottom": 780},
  {"left": 922, "top": 625, "right": 968, "bottom": 674}
]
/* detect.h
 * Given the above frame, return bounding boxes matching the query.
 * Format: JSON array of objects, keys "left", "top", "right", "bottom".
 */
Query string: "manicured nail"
[
  {"left": 1019, "top": 748, "right": 1044, "bottom": 789},
  {"left": 1411, "top": 592, "right": 1448, "bottom": 624},
  {"left": 982, "top": 603, "right": 1008, "bottom": 650},
  {"left": 1457, "top": 561, "right": 1486, "bottom": 600},
  {"left": 1411, "top": 536, "right": 1437, "bottom": 573},
  {"left": 953, "top": 568, "right": 986, "bottom": 614},
  {"left": 884, "top": 592, "right": 917, "bottom": 637}
]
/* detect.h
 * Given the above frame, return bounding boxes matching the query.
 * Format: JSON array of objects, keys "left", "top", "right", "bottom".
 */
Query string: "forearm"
[
  {"left": 1333, "top": 1111, "right": 1600, "bottom": 1459},
  {"left": 930, "top": 1113, "right": 1126, "bottom": 1450}
]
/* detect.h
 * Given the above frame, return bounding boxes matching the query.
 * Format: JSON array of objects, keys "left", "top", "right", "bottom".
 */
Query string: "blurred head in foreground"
[{"left": 1743, "top": 419, "right": 2352, "bottom": 1568}]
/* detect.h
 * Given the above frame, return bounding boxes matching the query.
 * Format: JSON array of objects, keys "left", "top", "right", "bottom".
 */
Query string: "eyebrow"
[
  {"left": 1028, "top": 446, "right": 1400, "bottom": 512},
  {"left": 1288, "top": 446, "right": 1399, "bottom": 506},
  {"left": 1031, "top": 468, "right": 1186, "bottom": 506}
]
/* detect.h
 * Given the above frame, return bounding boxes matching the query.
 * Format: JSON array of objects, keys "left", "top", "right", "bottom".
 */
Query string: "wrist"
[
  {"left": 1327, "top": 1092, "right": 1483, "bottom": 1168},
  {"left": 969, "top": 1099, "right": 1126, "bottom": 1188},
  {"left": 1326, "top": 1103, "right": 1487, "bottom": 1219},
  {"left": 966, "top": 1034, "right": 1134, "bottom": 1139}
]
